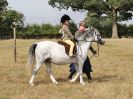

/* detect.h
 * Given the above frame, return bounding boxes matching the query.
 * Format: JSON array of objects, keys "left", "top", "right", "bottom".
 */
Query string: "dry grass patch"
[{"left": 0, "top": 39, "right": 133, "bottom": 99}]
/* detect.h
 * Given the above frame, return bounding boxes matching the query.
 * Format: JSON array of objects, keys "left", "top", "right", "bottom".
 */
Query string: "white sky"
[
  {"left": 7, "top": 0, "right": 86, "bottom": 25},
  {"left": 7, "top": 0, "right": 133, "bottom": 25}
]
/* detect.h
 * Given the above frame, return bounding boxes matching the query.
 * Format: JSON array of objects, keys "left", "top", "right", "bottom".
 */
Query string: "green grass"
[{"left": 0, "top": 39, "right": 133, "bottom": 99}]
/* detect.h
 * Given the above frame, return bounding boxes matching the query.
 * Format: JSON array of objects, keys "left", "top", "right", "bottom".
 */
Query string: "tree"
[
  {"left": 0, "top": 0, "right": 8, "bottom": 22},
  {"left": 127, "top": 24, "right": 133, "bottom": 37},
  {"left": 85, "top": 13, "right": 112, "bottom": 38},
  {"left": 17, "top": 23, "right": 61, "bottom": 39},
  {"left": 2, "top": 9, "right": 24, "bottom": 27},
  {"left": 49, "top": 0, "right": 133, "bottom": 38},
  {"left": 69, "top": 21, "right": 77, "bottom": 35},
  {"left": 85, "top": 13, "right": 101, "bottom": 28},
  {"left": 0, "top": 9, "right": 24, "bottom": 38}
]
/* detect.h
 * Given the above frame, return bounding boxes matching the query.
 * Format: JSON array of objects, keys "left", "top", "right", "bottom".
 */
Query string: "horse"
[{"left": 26, "top": 27, "right": 105, "bottom": 86}]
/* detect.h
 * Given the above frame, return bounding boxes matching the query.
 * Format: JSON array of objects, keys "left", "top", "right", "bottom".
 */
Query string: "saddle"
[{"left": 57, "top": 40, "right": 77, "bottom": 56}]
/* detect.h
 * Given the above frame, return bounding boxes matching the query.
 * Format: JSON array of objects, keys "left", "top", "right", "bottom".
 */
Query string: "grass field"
[{"left": 0, "top": 39, "right": 133, "bottom": 99}]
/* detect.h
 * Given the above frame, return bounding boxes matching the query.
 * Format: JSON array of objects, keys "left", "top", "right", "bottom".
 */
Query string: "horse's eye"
[{"left": 98, "top": 34, "right": 101, "bottom": 36}]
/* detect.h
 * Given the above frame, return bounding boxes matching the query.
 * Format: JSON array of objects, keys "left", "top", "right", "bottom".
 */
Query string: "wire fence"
[
  {"left": 0, "top": 42, "right": 132, "bottom": 61},
  {"left": 0, "top": 43, "right": 132, "bottom": 49},
  {"left": 0, "top": 45, "right": 30, "bottom": 49}
]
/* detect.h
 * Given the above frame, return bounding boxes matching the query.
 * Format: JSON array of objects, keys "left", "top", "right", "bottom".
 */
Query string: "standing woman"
[
  {"left": 60, "top": 14, "right": 77, "bottom": 57},
  {"left": 68, "top": 21, "right": 97, "bottom": 80}
]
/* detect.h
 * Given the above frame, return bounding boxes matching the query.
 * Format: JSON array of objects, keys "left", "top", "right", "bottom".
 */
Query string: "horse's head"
[{"left": 85, "top": 27, "right": 105, "bottom": 45}]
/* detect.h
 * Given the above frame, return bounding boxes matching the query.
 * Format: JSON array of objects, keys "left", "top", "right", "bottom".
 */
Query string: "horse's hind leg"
[
  {"left": 70, "top": 62, "right": 80, "bottom": 82},
  {"left": 45, "top": 62, "right": 58, "bottom": 84},
  {"left": 29, "top": 61, "right": 42, "bottom": 86}
]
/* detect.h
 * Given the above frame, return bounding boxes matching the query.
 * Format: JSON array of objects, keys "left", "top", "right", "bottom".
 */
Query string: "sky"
[
  {"left": 7, "top": 0, "right": 133, "bottom": 25},
  {"left": 7, "top": 0, "right": 86, "bottom": 25}
]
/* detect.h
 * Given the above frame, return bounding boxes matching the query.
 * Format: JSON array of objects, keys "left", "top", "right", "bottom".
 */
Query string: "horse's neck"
[
  {"left": 82, "top": 42, "right": 91, "bottom": 51},
  {"left": 78, "top": 41, "right": 91, "bottom": 57}
]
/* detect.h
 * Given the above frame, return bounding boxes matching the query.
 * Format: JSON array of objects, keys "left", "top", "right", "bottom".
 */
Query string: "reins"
[{"left": 89, "top": 43, "right": 100, "bottom": 60}]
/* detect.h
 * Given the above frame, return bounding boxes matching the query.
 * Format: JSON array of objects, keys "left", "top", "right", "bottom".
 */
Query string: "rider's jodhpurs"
[{"left": 63, "top": 39, "right": 74, "bottom": 56}]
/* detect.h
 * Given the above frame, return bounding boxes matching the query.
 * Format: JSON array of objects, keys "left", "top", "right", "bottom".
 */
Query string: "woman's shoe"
[{"left": 86, "top": 72, "right": 92, "bottom": 80}]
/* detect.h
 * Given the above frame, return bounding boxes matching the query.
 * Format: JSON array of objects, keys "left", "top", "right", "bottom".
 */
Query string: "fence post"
[{"left": 12, "top": 22, "right": 17, "bottom": 63}]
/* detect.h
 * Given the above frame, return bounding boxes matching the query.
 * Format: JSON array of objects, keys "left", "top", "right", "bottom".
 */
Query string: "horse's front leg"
[
  {"left": 79, "top": 65, "right": 85, "bottom": 85},
  {"left": 76, "top": 61, "right": 85, "bottom": 85},
  {"left": 70, "top": 61, "right": 84, "bottom": 85}
]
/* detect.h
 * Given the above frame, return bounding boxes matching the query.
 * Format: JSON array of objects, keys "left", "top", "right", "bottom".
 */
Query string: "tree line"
[
  {"left": 17, "top": 24, "right": 61, "bottom": 39},
  {"left": 17, "top": 22, "right": 133, "bottom": 39}
]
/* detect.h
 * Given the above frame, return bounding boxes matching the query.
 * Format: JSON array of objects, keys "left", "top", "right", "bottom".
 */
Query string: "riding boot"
[
  {"left": 68, "top": 70, "right": 76, "bottom": 80},
  {"left": 86, "top": 72, "right": 92, "bottom": 80}
]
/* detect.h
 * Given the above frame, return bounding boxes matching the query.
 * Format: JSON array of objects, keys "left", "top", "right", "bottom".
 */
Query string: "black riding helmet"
[{"left": 61, "top": 14, "right": 71, "bottom": 24}]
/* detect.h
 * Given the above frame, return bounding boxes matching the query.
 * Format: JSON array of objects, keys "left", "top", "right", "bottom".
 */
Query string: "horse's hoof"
[
  {"left": 69, "top": 79, "right": 75, "bottom": 83},
  {"left": 29, "top": 83, "right": 34, "bottom": 86},
  {"left": 29, "top": 81, "right": 34, "bottom": 86},
  {"left": 80, "top": 82, "right": 85, "bottom": 85},
  {"left": 53, "top": 81, "right": 59, "bottom": 85}
]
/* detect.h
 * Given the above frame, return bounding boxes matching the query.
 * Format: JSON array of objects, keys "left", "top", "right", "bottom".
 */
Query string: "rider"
[
  {"left": 60, "top": 14, "right": 77, "bottom": 57},
  {"left": 68, "top": 21, "right": 97, "bottom": 80}
]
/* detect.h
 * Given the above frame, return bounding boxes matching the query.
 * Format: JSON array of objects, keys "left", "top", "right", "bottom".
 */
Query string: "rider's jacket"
[{"left": 60, "top": 25, "right": 74, "bottom": 40}]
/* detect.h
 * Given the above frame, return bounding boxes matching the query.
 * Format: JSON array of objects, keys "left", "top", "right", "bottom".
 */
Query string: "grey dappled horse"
[{"left": 27, "top": 28, "right": 105, "bottom": 86}]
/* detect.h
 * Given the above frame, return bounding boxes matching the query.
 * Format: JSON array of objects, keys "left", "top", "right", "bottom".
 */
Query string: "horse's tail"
[{"left": 26, "top": 43, "right": 37, "bottom": 75}]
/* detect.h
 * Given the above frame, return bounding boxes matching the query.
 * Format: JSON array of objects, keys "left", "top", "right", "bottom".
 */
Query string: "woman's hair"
[
  {"left": 79, "top": 21, "right": 88, "bottom": 28},
  {"left": 79, "top": 21, "right": 86, "bottom": 26}
]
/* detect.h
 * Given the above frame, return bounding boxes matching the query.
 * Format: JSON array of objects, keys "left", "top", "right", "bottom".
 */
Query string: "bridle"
[{"left": 81, "top": 29, "right": 102, "bottom": 43}]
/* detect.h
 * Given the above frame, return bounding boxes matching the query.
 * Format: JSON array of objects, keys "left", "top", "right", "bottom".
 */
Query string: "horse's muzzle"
[{"left": 98, "top": 39, "right": 105, "bottom": 45}]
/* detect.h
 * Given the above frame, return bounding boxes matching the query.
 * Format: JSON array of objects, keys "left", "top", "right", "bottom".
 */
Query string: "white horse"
[{"left": 27, "top": 28, "right": 105, "bottom": 86}]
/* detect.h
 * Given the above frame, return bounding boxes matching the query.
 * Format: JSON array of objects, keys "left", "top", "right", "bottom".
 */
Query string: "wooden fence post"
[{"left": 12, "top": 22, "right": 17, "bottom": 63}]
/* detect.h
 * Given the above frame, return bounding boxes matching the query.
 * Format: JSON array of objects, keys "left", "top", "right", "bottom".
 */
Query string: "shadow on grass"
[
  {"left": 28, "top": 75, "right": 125, "bottom": 85},
  {"left": 90, "top": 75, "right": 125, "bottom": 83}
]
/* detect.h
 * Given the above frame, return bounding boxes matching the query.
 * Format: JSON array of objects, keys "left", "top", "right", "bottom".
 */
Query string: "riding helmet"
[{"left": 61, "top": 14, "right": 71, "bottom": 24}]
